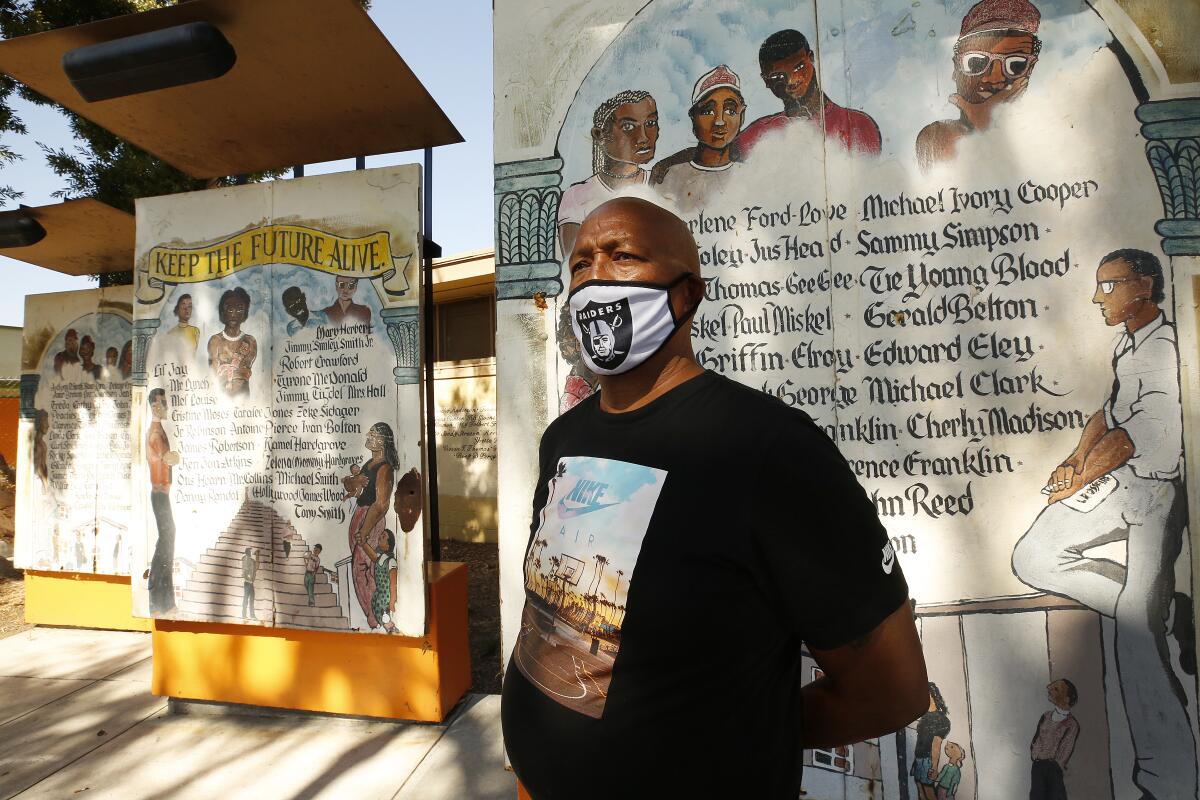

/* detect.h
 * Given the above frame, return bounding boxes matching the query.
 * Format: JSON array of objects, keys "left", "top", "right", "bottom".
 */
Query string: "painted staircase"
[{"left": 178, "top": 499, "right": 350, "bottom": 630}]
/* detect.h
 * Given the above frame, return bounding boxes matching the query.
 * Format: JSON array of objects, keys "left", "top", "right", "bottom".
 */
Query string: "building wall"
[
  {"left": 0, "top": 326, "right": 21, "bottom": 466},
  {"left": 431, "top": 250, "right": 498, "bottom": 544},
  {"left": 0, "top": 396, "right": 16, "bottom": 466},
  {"left": 434, "top": 358, "right": 498, "bottom": 542}
]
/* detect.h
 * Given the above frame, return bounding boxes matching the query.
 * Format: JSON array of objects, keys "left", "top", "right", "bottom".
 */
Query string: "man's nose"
[{"left": 983, "top": 59, "right": 1005, "bottom": 84}]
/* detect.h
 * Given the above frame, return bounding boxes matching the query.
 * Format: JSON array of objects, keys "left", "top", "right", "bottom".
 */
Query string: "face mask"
[{"left": 568, "top": 274, "right": 695, "bottom": 376}]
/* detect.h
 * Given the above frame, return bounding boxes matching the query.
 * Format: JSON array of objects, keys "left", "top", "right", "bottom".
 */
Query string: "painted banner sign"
[{"left": 138, "top": 224, "right": 412, "bottom": 304}]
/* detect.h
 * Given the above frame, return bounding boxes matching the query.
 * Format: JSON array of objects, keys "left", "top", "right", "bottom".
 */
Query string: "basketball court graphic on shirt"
[{"left": 516, "top": 456, "right": 666, "bottom": 718}]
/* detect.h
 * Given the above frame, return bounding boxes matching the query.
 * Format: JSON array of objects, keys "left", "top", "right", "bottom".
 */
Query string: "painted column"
[
  {"left": 130, "top": 318, "right": 160, "bottom": 387},
  {"left": 18, "top": 374, "right": 38, "bottom": 418},
  {"left": 494, "top": 157, "right": 564, "bottom": 300},
  {"left": 1140, "top": 98, "right": 1200, "bottom": 257},
  {"left": 1138, "top": 94, "right": 1200, "bottom": 794},
  {"left": 380, "top": 305, "right": 421, "bottom": 385}
]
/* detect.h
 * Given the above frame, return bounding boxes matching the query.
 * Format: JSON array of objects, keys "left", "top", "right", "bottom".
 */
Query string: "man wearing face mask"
[{"left": 501, "top": 197, "right": 929, "bottom": 798}]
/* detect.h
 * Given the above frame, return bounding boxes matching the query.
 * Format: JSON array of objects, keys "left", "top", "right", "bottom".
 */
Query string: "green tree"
[
  {"left": 0, "top": 0, "right": 190, "bottom": 212},
  {"left": 0, "top": 0, "right": 367, "bottom": 284}
]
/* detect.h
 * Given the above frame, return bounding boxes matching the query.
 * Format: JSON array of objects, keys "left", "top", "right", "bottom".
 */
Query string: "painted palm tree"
[
  {"left": 602, "top": 597, "right": 615, "bottom": 627},
  {"left": 587, "top": 554, "right": 609, "bottom": 626},
  {"left": 531, "top": 463, "right": 566, "bottom": 583},
  {"left": 526, "top": 538, "right": 548, "bottom": 588},
  {"left": 590, "top": 554, "right": 608, "bottom": 595},
  {"left": 547, "top": 555, "right": 562, "bottom": 608},
  {"left": 615, "top": 569, "right": 625, "bottom": 607}
]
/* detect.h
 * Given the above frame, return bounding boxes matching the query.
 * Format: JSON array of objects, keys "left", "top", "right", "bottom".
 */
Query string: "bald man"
[{"left": 501, "top": 197, "right": 928, "bottom": 798}]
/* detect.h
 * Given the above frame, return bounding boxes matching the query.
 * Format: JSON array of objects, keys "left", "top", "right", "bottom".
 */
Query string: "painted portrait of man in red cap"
[
  {"left": 916, "top": 0, "right": 1042, "bottom": 170},
  {"left": 651, "top": 64, "right": 747, "bottom": 211}
]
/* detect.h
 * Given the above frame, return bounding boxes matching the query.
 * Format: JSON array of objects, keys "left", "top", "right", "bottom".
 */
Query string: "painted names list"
[{"left": 685, "top": 175, "right": 1107, "bottom": 585}]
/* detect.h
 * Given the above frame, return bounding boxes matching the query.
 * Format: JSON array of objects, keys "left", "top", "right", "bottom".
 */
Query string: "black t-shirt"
[{"left": 501, "top": 370, "right": 908, "bottom": 798}]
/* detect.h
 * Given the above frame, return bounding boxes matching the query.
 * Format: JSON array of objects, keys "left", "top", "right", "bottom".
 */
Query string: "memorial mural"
[
  {"left": 494, "top": 0, "right": 1200, "bottom": 798},
  {"left": 129, "top": 166, "right": 429, "bottom": 636},
  {"left": 14, "top": 288, "right": 134, "bottom": 574}
]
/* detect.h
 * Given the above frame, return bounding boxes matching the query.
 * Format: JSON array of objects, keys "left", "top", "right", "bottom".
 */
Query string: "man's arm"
[
  {"left": 1046, "top": 410, "right": 1105, "bottom": 498},
  {"left": 915, "top": 120, "right": 967, "bottom": 171},
  {"left": 1063, "top": 410, "right": 1107, "bottom": 468},
  {"left": 1077, "top": 429, "right": 1133, "bottom": 482},
  {"left": 949, "top": 76, "right": 1029, "bottom": 132},
  {"left": 802, "top": 601, "right": 928, "bottom": 748},
  {"left": 1047, "top": 411, "right": 1132, "bottom": 503},
  {"left": 1057, "top": 718, "right": 1080, "bottom": 767}
]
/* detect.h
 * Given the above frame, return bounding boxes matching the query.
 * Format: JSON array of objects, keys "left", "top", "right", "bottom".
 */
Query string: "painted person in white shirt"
[
  {"left": 556, "top": 90, "right": 659, "bottom": 258},
  {"left": 1012, "top": 249, "right": 1194, "bottom": 800},
  {"left": 652, "top": 65, "right": 746, "bottom": 212}
]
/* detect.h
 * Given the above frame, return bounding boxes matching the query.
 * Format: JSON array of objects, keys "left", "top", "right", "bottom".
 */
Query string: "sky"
[{"left": 0, "top": 2, "right": 493, "bottom": 326}]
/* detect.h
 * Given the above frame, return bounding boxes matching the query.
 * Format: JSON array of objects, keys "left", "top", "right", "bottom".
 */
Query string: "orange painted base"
[
  {"left": 151, "top": 561, "right": 471, "bottom": 722},
  {"left": 518, "top": 781, "right": 532, "bottom": 800},
  {"left": 23, "top": 570, "right": 152, "bottom": 632},
  {"left": 0, "top": 395, "right": 17, "bottom": 465}
]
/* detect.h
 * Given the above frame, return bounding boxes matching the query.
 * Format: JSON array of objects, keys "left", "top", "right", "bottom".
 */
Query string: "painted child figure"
[
  {"left": 342, "top": 463, "right": 368, "bottom": 501},
  {"left": 304, "top": 543, "right": 323, "bottom": 607},
  {"left": 359, "top": 528, "right": 398, "bottom": 634},
  {"left": 936, "top": 742, "right": 965, "bottom": 800}
]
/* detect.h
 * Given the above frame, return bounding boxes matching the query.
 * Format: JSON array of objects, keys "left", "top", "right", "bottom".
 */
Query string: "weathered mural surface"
[
  {"left": 129, "top": 167, "right": 428, "bottom": 636},
  {"left": 14, "top": 288, "right": 134, "bottom": 574},
  {"left": 494, "top": 1, "right": 1200, "bottom": 798}
]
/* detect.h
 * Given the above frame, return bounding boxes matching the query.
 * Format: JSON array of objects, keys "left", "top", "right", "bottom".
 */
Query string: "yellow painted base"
[
  {"left": 23, "top": 570, "right": 152, "bottom": 632},
  {"left": 151, "top": 562, "right": 471, "bottom": 722}
]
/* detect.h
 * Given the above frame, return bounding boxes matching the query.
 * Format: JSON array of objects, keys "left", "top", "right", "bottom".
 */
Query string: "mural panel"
[
  {"left": 14, "top": 287, "right": 134, "bottom": 574},
  {"left": 130, "top": 166, "right": 428, "bottom": 636},
  {"left": 495, "top": 1, "right": 1199, "bottom": 798}
]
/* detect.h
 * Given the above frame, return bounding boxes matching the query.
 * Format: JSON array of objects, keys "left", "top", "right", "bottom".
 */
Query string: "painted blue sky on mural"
[{"left": 557, "top": 0, "right": 1112, "bottom": 185}]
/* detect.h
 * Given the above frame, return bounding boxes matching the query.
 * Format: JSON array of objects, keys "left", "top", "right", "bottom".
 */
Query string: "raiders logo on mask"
[
  {"left": 575, "top": 299, "right": 633, "bottom": 370},
  {"left": 567, "top": 275, "right": 697, "bottom": 377}
]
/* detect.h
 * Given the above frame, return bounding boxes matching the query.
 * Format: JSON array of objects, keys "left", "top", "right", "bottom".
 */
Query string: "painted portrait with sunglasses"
[{"left": 916, "top": 0, "right": 1042, "bottom": 170}]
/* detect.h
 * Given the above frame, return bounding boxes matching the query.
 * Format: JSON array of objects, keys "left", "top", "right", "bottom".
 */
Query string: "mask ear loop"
[{"left": 665, "top": 272, "right": 701, "bottom": 327}]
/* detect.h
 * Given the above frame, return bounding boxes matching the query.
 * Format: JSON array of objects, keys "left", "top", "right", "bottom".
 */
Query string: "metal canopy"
[
  {"left": 0, "top": 199, "right": 134, "bottom": 275},
  {"left": 0, "top": 0, "right": 462, "bottom": 179}
]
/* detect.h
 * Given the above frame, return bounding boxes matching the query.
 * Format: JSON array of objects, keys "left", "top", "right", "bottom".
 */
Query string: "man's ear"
[
  {"left": 591, "top": 126, "right": 603, "bottom": 143},
  {"left": 681, "top": 273, "right": 705, "bottom": 311}
]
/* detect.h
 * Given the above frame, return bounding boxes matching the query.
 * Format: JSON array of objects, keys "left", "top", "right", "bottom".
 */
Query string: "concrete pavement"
[{"left": 0, "top": 627, "right": 515, "bottom": 799}]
